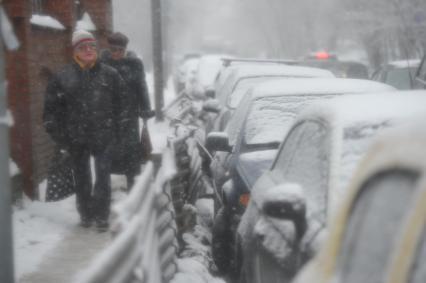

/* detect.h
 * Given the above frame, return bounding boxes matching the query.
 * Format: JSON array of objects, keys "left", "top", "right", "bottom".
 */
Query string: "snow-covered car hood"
[{"left": 237, "top": 149, "right": 278, "bottom": 190}]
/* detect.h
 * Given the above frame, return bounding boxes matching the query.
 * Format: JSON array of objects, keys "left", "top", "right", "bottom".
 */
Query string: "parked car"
[
  {"left": 301, "top": 52, "right": 369, "bottom": 79},
  {"left": 174, "top": 54, "right": 201, "bottom": 94},
  {"left": 292, "top": 112, "right": 426, "bottom": 283},
  {"left": 237, "top": 91, "right": 426, "bottom": 283},
  {"left": 215, "top": 64, "right": 334, "bottom": 108},
  {"left": 207, "top": 78, "right": 395, "bottom": 277},
  {"left": 186, "top": 54, "right": 231, "bottom": 99},
  {"left": 371, "top": 59, "right": 421, "bottom": 90},
  {"left": 214, "top": 58, "right": 299, "bottom": 94},
  {"left": 205, "top": 64, "right": 334, "bottom": 132}
]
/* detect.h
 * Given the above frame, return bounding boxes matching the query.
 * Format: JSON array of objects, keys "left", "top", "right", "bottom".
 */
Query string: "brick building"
[{"left": 4, "top": 0, "right": 113, "bottom": 199}]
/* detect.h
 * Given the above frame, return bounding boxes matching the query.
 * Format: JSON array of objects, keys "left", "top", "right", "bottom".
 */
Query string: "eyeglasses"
[
  {"left": 76, "top": 42, "right": 97, "bottom": 52},
  {"left": 110, "top": 46, "right": 125, "bottom": 53}
]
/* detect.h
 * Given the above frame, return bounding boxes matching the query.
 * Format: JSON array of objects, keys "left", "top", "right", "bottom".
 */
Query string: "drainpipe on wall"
[{"left": 0, "top": 4, "right": 19, "bottom": 283}]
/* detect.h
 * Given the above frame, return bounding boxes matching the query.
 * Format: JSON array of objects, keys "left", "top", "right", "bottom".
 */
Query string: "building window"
[{"left": 32, "top": 0, "right": 45, "bottom": 15}]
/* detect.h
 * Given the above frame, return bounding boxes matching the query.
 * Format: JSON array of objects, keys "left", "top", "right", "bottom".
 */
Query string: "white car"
[
  {"left": 216, "top": 64, "right": 334, "bottom": 109},
  {"left": 293, "top": 115, "right": 426, "bottom": 283},
  {"left": 185, "top": 54, "right": 230, "bottom": 99},
  {"left": 205, "top": 65, "right": 335, "bottom": 132},
  {"left": 237, "top": 91, "right": 426, "bottom": 283}
]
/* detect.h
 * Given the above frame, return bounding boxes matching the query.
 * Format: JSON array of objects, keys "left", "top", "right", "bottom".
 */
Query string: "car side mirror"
[
  {"left": 206, "top": 132, "right": 232, "bottom": 152},
  {"left": 205, "top": 88, "right": 216, "bottom": 98},
  {"left": 202, "top": 99, "right": 221, "bottom": 114},
  {"left": 260, "top": 183, "right": 307, "bottom": 241}
]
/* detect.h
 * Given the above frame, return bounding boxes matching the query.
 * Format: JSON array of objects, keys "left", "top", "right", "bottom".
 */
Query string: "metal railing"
[{"left": 76, "top": 149, "right": 178, "bottom": 283}]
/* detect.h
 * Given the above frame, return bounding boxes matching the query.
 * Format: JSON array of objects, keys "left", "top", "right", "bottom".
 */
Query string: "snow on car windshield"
[
  {"left": 244, "top": 95, "right": 321, "bottom": 146},
  {"left": 228, "top": 76, "right": 288, "bottom": 108}
]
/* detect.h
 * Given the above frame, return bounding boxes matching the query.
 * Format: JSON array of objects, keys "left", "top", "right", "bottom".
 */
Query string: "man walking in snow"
[
  {"left": 43, "top": 30, "right": 125, "bottom": 231},
  {"left": 100, "top": 31, "right": 153, "bottom": 190}
]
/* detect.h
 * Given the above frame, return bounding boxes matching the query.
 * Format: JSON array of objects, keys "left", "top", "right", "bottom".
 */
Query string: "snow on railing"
[
  {"left": 162, "top": 93, "right": 194, "bottom": 121},
  {"left": 76, "top": 148, "right": 178, "bottom": 283}
]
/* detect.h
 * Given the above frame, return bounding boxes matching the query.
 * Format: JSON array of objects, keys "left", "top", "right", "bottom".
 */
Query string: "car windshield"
[
  {"left": 385, "top": 67, "right": 417, "bottom": 90},
  {"left": 228, "top": 76, "right": 289, "bottom": 108},
  {"left": 225, "top": 91, "right": 253, "bottom": 145},
  {"left": 243, "top": 95, "right": 321, "bottom": 148}
]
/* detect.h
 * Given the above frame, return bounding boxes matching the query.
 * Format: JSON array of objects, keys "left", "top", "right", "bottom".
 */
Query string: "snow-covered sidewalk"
[
  {"left": 13, "top": 177, "right": 128, "bottom": 282},
  {"left": 18, "top": 225, "right": 111, "bottom": 283}
]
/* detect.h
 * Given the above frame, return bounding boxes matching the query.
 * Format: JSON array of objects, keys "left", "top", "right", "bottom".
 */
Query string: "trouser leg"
[
  {"left": 126, "top": 163, "right": 141, "bottom": 191},
  {"left": 71, "top": 147, "right": 93, "bottom": 222},
  {"left": 92, "top": 148, "right": 112, "bottom": 223},
  {"left": 125, "top": 173, "right": 135, "bottom": 191}
]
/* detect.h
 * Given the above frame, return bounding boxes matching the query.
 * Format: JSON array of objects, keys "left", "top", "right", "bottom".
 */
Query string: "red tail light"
[
  {"left": 239, "top": 194, "right": 250, "bottom": 207},
  {"left": 315, "top": 51, "right": 330, "bottom": 60}
]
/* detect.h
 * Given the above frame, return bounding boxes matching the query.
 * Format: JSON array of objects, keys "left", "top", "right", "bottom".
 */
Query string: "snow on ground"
[
  {"left": 13, "top": 177, "right": 128, "bottom": 281},
  {"left": 13, "top": 194, "right": 77, "bottom": 279},
  {"left": 172, "top": 199, "right": 225, "bottom": 283}
]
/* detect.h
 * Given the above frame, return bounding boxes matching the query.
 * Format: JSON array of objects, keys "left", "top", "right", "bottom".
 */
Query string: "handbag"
[
  {"left": 141, "top": 119, "right": 153, "bottom": 162},
  {"left": 46, "top": 148, "right": 76, "bottom": 202}
]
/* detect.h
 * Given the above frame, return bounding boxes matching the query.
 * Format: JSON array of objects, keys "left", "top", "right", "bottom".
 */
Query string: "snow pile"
[
  {"left": 0, "top": 110, "right": 14, "bottom": 126},
  {"left": 1, "top": 7, "right": 19, "bottom": 50},
  {"left": 197, "top": 55, "right": 228, "bottom": 89},
  {"left": 171, "top": 199, "right": 225, "bottom": 283},
  {"left": 13, "top": 195, "right": 78, "bottom": 279},
  {"left": 30, "top": 15, "right": 65, "bottom": 30},
  {"left": 76, "top": 13, "right": 96, "bottom": 31},
  {"left": 9, "top": 159, "right": 20, "bottom": 176},
  {"left": 257, "top": 183, "right": 304, "bottom": 207},
  {"left": 253, "top": 216, "right": 297, "bottom": 265}
]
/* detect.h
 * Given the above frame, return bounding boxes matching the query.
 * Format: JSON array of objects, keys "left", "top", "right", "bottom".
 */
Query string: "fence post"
[{"left": 0, "top": 8, "right": 15, "bottom": 283}]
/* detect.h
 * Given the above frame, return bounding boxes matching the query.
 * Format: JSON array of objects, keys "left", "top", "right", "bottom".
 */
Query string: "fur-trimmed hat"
[
  {"left": 107, "top": 32, "right": 129, "bottom": 48},
  {"left": 72, "top": 30, "right": 96, "bottom": 48}
]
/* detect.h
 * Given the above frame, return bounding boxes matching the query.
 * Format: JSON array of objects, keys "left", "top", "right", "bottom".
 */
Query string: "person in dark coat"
[
  {"left": 100, "top": 32, "right": 153, "bottom": 190},
  {"left": 43, "top": 30, "right": 126, "bottom": 231}
]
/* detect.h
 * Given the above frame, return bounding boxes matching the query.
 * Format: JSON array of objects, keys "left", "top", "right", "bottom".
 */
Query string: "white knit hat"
[{"left": 72, "top": 30, "right": 96, "bottom": 48}]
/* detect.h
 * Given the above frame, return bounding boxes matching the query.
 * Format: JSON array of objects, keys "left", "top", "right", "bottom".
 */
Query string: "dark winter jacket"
[
  {"left": 43, "top": 61, "right": 125, "bottom": 153},
  {"left": 100, "top": 50, "right": 152, "bottom": 173},
  {"left": 100, "top": 50, "right": 151, "bottom": 117}
]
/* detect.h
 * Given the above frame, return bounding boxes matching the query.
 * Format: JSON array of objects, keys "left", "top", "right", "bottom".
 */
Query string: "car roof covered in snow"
[
  {"left": 249, "top": 78, "right": 395, "bottom": 99},
  {"left": 297, "top": 90, "right": 426, "bottom": 128},
  {"left": 230, "top": 64, "right": 335, "bottom": 78},
  {"left": 387, "top": 59, "right": 421, "bottom": 69},
  {"left": 295, "top": 90, "right": 426, "bottom": 209}
]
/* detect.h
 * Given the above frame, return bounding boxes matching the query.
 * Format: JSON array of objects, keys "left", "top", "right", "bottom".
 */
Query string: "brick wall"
[
  {"left": 4, "top": 0, "right": 33, "bottom": 197},
  {"left": 28, "top": 28, "right": 72, "bottom": 195},
  {"left": 81, "top": 0, "right": 113, "bottom": 46},
  {"left": 4, "top": 0, "right": 113, "bottom": 199}
]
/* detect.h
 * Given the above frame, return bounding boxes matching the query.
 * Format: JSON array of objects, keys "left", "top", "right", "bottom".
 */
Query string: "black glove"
[{"left": 140, "top": 110, "right": 156, "bottom": 119}]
